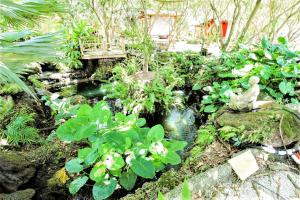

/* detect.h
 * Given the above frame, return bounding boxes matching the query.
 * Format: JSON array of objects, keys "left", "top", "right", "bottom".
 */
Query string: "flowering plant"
[{"left": 55, "top": 101, "right": 187, "bottom": 199}]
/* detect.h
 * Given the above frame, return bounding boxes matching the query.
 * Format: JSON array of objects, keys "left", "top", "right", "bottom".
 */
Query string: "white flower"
[
  {"left": 150, "top": 141, "right": 167, "bottom": 155},
  {"left": 139, "top": 149, "right": 147, "bottom": 155},
  {"left": 203, "top": 86, "right": 213, "bottom": 92},
  {"left": 232, "top": 64, "right": 253, "bottom": 76},
  {"left": 50, "top": 93, "right": 60, "bottom": 100},
  {"left": 104, "top": 174, "right": 110, "bottom": 179},
  {"left": 104, "top": 180, "right": 111, "bottom": 185},
  {"left": 104, "top": 155, "right": 114, "bottom": 169},
  {"left": 125, "top": 151, "right": 135, "bottom": 166},
  {"left": 145, "top": 156, "right": 154, "bottom": 161}
]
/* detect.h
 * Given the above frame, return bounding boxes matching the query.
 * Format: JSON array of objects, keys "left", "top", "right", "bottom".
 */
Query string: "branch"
[
  {"left": 236, "top": 0, "right": 262, "bottom": 46},
  {"left": 222, "top": 0, "right": 241, "bottom": 51}
]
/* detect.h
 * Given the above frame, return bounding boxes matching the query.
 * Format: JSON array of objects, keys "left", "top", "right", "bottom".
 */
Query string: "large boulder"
[
  {"left": 0, "top": 151, "right": 36, "bottom": 192},
  {"left": 0, "top": 189, "right": 35, "bottom": 200},
  {"left": 216, "top": 105, "right": 300, "bottom": 147}
]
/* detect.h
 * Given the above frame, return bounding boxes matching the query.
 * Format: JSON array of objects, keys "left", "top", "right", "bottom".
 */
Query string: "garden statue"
[{"left": 228, "top": 76, "right": 260, "bottom": 111}]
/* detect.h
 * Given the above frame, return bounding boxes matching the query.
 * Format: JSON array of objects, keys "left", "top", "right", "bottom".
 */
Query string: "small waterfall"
[{"left": 163, "top": 90, "right": 197, "bottom": 144}]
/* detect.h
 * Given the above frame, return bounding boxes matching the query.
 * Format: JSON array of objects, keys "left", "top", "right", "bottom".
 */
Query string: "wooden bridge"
[{"left": 79, "top": 36, "right": 126, "bottom": 60}]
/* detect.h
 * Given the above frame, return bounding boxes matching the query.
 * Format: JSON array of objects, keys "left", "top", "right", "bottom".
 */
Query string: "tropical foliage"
[
  {"left": 193, "top": 37, "right": 300, "bottom": 113},
  {"left": 55, "top": 101, "right": 187, "bottom": 199},
  {"left": 102, "top": 58, "right": 185, "bottom": 115},
  {"left": 0, "top": 0, "right": 64, "bottom": 98}
]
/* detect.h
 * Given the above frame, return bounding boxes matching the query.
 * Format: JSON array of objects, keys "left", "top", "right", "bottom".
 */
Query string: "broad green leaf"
[
  {"left": 153, "top": 161, "right": 165, "bottom": 171},
  {"left": 90, "top": 164, "right": 106, "bottom": 183},
  {"left": 103, "top": 153, "right": 125, "bottom": 171},
  {"left": 201, "top": 96, "right": 213, "bottom": 104},
  {"left": 65, "top": 158, "right": 83, "bottom": 173},
  {"left": 192, "top": 83, "right": 201, "bottom": 90},
  {"left": 147, "top": 124, "right": 164, "bottom": 142},
  {"left": 85, "top": 150, "right": 99, "bottom": 166},
  {"left": 278, "top": 36, "right": 287, "bottom": 45},
  {"left": 69, "top": 176, "right": 88, "bottom": 195},
  {"left": 182, "top": 179, "right": 191, "bottom": 200},
  {"left": 56, "top": 117, "right": 96, "bottom": 141},
  {"left": 158, "top": 191, "right": 166, "bottom": 200},
  {"left": 92, "top": 101, "right": 112, "bottom": 123},
  {"left": 279, "top": 81, "right": 294, "bottom": 95},
  {"left": 248, "top": 53, "right": 257, "bottom": 60},
  {"left": 74, "top": 120, "right": 97, "bottom": 141},
  {"left": 204, "top": 105, "right": 217, "bottom": 113},
  {"left": 131, "top": 157, "right": 155, "bottom": 178},
  {"left": 110, "top": 169, "right": 122, "bottom": 177},
  {"left": 92, "top": 179, "right": 117, "bottom": 200},
  {"left": 77, "top": 104, "right": 93, "bottom": 117},
  {"left": 264, "top": 50, "right": 272, "bottom": 60},
  {"left": 162, "top": 151, "right": 181, "bottom": 165},
  {"left": 136, "top": 118, "right": 146, "bottom": 127},
  {"left": 119, "top": 170, "right": 137, "bottom": 190},
  {"left": 167, "top": 140, "right": 187, "bottom": 151},
  {"left": 78, "top": 148, "right": 92, "bottom": 160}
]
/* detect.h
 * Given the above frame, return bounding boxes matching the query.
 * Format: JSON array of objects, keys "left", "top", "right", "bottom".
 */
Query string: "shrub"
[
  {"left": 55, "top": 101, "right": 187, "bottom": 199},
  {"left": 193, "top": 37, "right": 300, "bottom": 113},
  {"left": 102, "top": 58, "right": 185, "bottom": 115}
]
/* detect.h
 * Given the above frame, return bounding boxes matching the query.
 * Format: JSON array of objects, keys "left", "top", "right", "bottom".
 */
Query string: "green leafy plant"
[
  {"left": 1, "top": 111, "right": 40, "bottom": 146},
  {"left": 193, "top": 36, "right": 300, "bottom": 113},
  {"left": 55, "top": 101, "right": 187, "bottom": 199},
  {"left": 102, "top": 58, "right": 185, "bottom": 114},
  {"left": 0, "top": 0, "right": 65, "bottom": 98},
  {"left": 219, "top": 125, "right": 268, "bottom": 145},
  {"left": 41, "top": 94, "right": 83, "bottom": 124},
  {"left": 157, "top": 52, "right": 208, "bottom": 84},
  {"left": 0, "top": 83, "right": 21, "bottom": 95},
  {"left": 64, "top": 20, "right": 95, "bottom": 69}
]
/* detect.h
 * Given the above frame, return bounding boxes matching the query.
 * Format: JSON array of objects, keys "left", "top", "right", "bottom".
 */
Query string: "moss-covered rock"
[
  {"left": 0, "top": 96, "right": 14, "bottom": 122},
  {"left": 216, "top": 106, "right": 300, "bottom": 146},
  {"left": 60, "top": 85, "right": 77, "bottom": 97},
  {"left": 0, "top": 84, "right": 22, "bottom": 95},
  {"left": 0, "top": 151, "right": 36, "bottom": 192},
  {"left": 0, "top": 189, "right": 35, "bottom": 200}
]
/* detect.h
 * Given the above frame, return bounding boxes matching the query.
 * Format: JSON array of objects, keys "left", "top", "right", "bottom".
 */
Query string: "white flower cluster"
[
  {"left": 232, "top": 64, "right": 254, "bottom": 76},
  {"left": 150, "top": 141, "right": 167, "bottom": 156}
]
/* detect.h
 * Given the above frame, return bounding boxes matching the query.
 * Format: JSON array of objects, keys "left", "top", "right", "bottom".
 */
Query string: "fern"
[{"left": 2, "top": 113, "right": 39, "bottom": 146}]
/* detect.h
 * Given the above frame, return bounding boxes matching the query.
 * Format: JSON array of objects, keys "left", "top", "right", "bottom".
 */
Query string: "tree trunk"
[
  {"left": 222, "top": 0, "right": 241, "bottom": 51},
  {"left": 142, "top": 0, "right": 149, "bottom": 72},
  {"left": 236, "top": 0, "right": 262, "bottom": 47}
]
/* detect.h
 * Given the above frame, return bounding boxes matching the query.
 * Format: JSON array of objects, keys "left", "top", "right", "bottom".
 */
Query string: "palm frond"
[
  {"left": 0, "top": 31, "right": 64, "bottom": 66},
  {"left": 0, "top": 62, "right": 37, "bottom": 99},
  {"left": 0, "top": 0, "right": 66, "bottom": 27}
]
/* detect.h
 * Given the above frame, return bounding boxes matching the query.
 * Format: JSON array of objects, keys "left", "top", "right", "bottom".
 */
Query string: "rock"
[
  {"left": 216, "top": 106, "right": 300, "bottom": 147},
  {"left": 0, "top": 189, "right": 35, "bottom": 200},
  {"left": 286, "top": 103, "right": 300, "bottom": 117},
  {"left": 165, "top": 164, "right": 233, "bottom": 200},
  {"left": 165, "top": 149, "right": 300, "bottom": 200},
  {"left": 228, "top": 150, "right": 259, "bottom": 180},
  {"left": 121, "top": 141, "right": 234, "bottom": 200},
  {"left": 0, "top": 151, "right": 36, "bottom": 192}
]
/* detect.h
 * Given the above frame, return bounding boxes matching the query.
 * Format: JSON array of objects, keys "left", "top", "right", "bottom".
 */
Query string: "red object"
[
  {"left": 221, "top": 20, "right": 228, "bottom": 37},
  {"left": 159, "top": 35, "right": 169, "bottom": 39}
]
